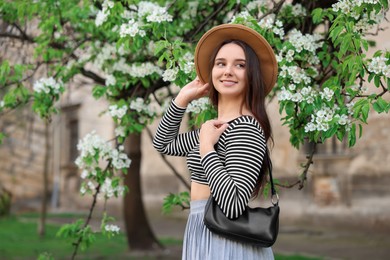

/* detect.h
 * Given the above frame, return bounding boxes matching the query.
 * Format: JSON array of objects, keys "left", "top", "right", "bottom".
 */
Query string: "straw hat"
[{"left": 194, "top": 24, "right": 278, "bottom": 95}]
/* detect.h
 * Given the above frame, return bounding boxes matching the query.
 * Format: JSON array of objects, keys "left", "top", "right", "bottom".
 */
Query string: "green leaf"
[
  {"left": 154, "top": 40, "right": 169, "bottom": 55},
  {"left": 162, "top": 192, "right": 190, "bottom": 214},
  {"left": 92, "top": 86, "right": 107, "bottom": 98},
  {"left": 362, "top": 39, "right": 369, "bottom": 51},
  {"left": 311, "top": 8, "right": 324, "bottom": 24},
  {"left": 373, "top": 96, "right": 388, "bottom": 113},
  {"left": 348, "top": 123, "right": 356, "bottom": 147},
  {"left": 285, "top": 102, "right": 295, "bottom": 116},
  {"left": 373, "top": 101, "right": 384, "bottom": 113},
  {"left": 0, "top": 132, "right": 5, "bottom": 144},
  {"left": 374, "top": 75, "right": 381, "bottom": 87},
  {"left": 324, "top": 125, "right": 338, "bottom": 139},
  {"left": 361, "top": 102, "right": 370, "bottom": 123},
  {"left": 380, "top": 0, "right": 389, "bottom": 9},
  {"left": 336, "top": 129, "right": 345, "bottom": 142},
  {"left": 368, "top": 72, "right": 375, "bottom": 83}
]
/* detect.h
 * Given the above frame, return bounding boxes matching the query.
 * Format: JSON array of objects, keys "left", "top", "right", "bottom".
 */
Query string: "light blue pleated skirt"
[{"left": 182, "top": 199, "right": 274, "bottom": 260}]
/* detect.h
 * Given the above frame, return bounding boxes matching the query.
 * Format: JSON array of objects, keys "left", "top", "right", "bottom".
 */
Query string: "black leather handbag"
[{"left": 203, "top": 152, "right": 279, "bottom": 247}]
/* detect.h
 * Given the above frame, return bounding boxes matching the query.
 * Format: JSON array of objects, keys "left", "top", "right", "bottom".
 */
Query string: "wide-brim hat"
[{"left": 194, "top": 24, "right": 278, "bottom": 95}]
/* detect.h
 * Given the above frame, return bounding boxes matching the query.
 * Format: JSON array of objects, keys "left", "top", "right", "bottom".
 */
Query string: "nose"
[{"left": 224, "top": 65, "right": 233, "bottom": 76}]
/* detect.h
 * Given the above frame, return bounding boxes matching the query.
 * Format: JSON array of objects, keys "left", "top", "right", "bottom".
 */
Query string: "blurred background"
[{"left": 1, "top": 1, "right": 390, "bottom": 260}]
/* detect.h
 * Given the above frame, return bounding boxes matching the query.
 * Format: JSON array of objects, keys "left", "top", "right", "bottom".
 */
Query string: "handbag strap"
[{"left": 265, "top": 148, "right": 279, "bottom": 205}]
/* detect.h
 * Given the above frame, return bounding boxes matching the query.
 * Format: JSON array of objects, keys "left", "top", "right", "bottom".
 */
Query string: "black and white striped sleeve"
[
  {"left": 153, "top": 100, "right": 199, "bottom": 157},
  {"left": 201, "top": 121, "right": 266, "bottom": 219}
]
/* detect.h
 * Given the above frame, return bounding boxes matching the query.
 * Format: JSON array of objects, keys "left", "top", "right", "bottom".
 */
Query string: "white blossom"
[
  {"left": 112, "top": 60, "right": 162, "bottom": 78},
  {"left": 114, "top": 126, "right": 126, "bottom": 138},
  {"left": 81, "top": 170, "right": 89, "bottom": 179},
  {"left": 33, "top": 77, "right": 63, "bottom": 95},
  {"left": 277, "top": 87, "right": 293, "bottom": 101},
  {"left": 80, "top": 186, "right": 87, "bottom": 195},
  {"left": 186, "top": 97, "right": 210, "bottom": 113},
  {"left": 108, "top": 104, "right": 128, "bottom": 119},
  {"left": 231, "top": 11, "right": 253, "bottom": 25},
  {"left": 288, "top": 84, "right": 296, "bottom": 91},
  {"left": 180, "top": 52, "right": 195, "bottom": 74},
  {"left": 367, "top": 56, "right": 390, "bottom": 78},
  {"left": 258, "top": 14, "right": 275, "bottom": 29},
  {"left": 337, "top": 114, "right": 350, "bottom": 125},
  {"left": 138, "top": 1, "right": 172, "bottom": 23},
  {"left": 75, "top": 131, "right": 111, "bottom": 168},
  {"left": 247, "top": 0, "right": 267, "bottom": 11},
  {"left": 279, "top": 65, "right": 312, "bottom": 84},
  {"left": 304, "top": 105, "right": 341, "bottom": 132},
  {"left": 285, "top": 49, "right": 295, "bottom": 62},
  {"left": 95, "top": 0, "right": 114, "bottom": 26},
  {"left": 354, "top": 11, "right": 385, "bottom": 33},
  {"left": 291, "top": 4, "right": 307, "bottom": 16},
  {"left": 95, "top": 10, "right": 109, "bottom": 27},
  {"left": 75, "top": 131, "right": 131, "bottom": 171},
  {"left": 119, "top": 19, "right": 145, "bottom": 37},
  {"left": 346, "top": 101, "right": 355, "bottom": 115},
  {"left": 105, "top": 74, "right": 116, "bottom": 86},
  {"left": 287, "top": 29, "right": 323, "bottom": 54},
  {"left": 304, "top": 122, "right": 317, "bottom": 132},
  {"left": 87, "top": 181, "right": 96, "bottom": 191},
  {"left": 105, "top": 224, "right": 120, "bottom": 233},
  {"left": 100, "top": 178, "right": 126, "bottom": 198},
  {"left": 129, "top": 97, "right": 156, "bottom": 117},
  {"left": 320, "top": 88, "right": 334, "bottom": 102},
  {"left": 182, "top": 1, "right": 198, "bottom": 19},
  {"left": 91, "top": 43, "right": 118, "bottom": 71},
  {"left": 291, "top": 92, "right": 303, "bottom": 102},
  {"left": 162, "top": 67, "right": 179, "bottom": 82},
  {"left": 332, "top": 0, "right": 380, "bottom": 15},
  {"left": 110, "top": 148, "right": 131, "bottom": 169}
]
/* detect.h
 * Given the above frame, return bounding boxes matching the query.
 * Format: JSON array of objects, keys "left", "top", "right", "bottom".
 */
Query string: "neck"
[{"left": 217, "top": 96, "right": 251, "bottom": 121}]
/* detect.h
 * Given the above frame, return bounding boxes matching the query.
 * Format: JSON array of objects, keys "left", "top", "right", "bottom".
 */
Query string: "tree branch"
[
  {"left": 145, "top": 127, "right": 191, "bottom": 190},
  {"left": 275, "top": 142, "right": 316, "bottom": 190},
  {"left": 258, "top": 0, "right": 286, "bottom": 22},
  {"left": 187, "top": 0, "right": 230, "bottom": 42},
  {"left": 79, "top": 68, "right": 105, "bottom": 85}
]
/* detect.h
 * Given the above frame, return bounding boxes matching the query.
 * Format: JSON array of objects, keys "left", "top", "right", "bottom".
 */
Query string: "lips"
[{"left": 220, "top": 80, "right": 238, "bottom": 86}]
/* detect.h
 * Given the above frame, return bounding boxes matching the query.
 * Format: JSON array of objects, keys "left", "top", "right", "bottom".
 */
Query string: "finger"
[
  {"left": 217, "top": 123, "right": 229, "bottom": 132},
  {"left": 212, "top": 120, "right": 227, "bottom": 126}
]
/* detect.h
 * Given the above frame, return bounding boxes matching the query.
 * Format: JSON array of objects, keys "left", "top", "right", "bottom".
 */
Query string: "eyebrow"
[{"left": 215, "top": 58, "right": 246, "bottom": 62}]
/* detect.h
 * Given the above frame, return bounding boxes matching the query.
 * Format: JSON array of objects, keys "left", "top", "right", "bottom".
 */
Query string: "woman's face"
[{"left": 212, "top": 43, "right": 247, "bottom": 100}]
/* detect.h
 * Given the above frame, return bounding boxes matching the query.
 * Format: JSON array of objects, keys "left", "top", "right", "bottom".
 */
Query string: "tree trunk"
[
  {"left": 38, "top": 121, "right": 50, "bottom": 237},
  {"left": 123, "top": 132, "right": 162, "bottom": 250}
]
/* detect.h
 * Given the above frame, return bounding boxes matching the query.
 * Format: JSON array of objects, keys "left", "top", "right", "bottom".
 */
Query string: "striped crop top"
[{"left": 153, "top": 100, "right": 267, "bottom": 219}]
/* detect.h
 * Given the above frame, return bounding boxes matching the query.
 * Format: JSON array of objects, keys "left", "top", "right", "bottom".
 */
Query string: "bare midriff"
[{"left": 191, "top": 182, "right": 211, "bottom": 200}]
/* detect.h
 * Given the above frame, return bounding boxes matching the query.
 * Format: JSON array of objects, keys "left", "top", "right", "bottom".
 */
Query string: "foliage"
[
  {"left": 1, "top": 0, "right": 389, "bottom": 258},
  {"left": 162, "top": 191, "right": 190, "bottom": 214},
  {"left": 0, "top": 187, "right": 12, "bottom": 217}
]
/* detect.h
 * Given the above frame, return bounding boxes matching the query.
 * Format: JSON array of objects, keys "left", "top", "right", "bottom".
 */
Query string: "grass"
[{"left": 0, "top": 214, "right": 322, "bottom": 260}]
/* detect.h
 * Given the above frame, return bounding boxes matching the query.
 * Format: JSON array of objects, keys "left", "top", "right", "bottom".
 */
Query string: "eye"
[
  {"left": 215, "top": 62, "right": 225, "bottom": 67},
  {"left": 236, "top": 63, "right": 246, "bottom": 68}
]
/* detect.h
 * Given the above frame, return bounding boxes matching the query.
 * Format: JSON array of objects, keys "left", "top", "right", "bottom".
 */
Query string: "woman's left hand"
[{"left": 199, "top": 119, "right": 229, "bottom": 157}]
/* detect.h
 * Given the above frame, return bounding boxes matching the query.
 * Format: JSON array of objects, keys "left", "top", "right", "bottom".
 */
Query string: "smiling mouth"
[{"left": 220, "top": 80, "right": 238, "bottom": 86}]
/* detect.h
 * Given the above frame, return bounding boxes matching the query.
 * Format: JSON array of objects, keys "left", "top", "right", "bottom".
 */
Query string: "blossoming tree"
[{"left": 0, "top": 0, "right": 389, "bottom": 258}]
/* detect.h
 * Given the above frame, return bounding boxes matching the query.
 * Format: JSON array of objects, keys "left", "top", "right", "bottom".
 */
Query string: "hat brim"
[{"left": 194, "top": 24, "right": 278, "bottom": 96}]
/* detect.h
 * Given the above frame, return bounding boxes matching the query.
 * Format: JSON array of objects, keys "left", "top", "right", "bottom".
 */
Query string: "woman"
[{"left": 153, "top": 24, "right": 278, "bottom": 260}]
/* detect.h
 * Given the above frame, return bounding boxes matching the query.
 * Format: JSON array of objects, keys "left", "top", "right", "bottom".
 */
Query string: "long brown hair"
[{"left": 207, "top": 39, "right": 273, "bottom": 198}]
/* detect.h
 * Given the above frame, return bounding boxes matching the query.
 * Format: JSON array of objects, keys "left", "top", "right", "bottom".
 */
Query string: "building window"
[
  {"left": 61, "top": 104, "right": 80, "bottom": 168},
  {"left": 68, "top": 118, "right": 79, "bottom": 164}
]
